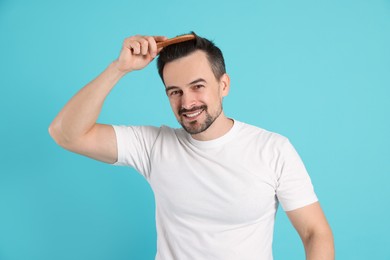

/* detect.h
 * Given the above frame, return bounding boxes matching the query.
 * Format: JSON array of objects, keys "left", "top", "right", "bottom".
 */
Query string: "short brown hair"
[{"left": 157, "top": 32, "right": 226, "bottom": 84}]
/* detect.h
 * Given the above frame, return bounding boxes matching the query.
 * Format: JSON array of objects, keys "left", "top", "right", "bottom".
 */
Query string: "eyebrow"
[
  {"left": 188, "top": 78, "right": 207, "bottom": 86},
  {"left": 165, "top": 78, "right": 207, "bottom": 94}
]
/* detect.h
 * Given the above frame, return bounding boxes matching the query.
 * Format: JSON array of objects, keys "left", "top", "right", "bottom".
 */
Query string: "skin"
[
  {"left": 287, "top": 202, "right": 335, "bottom": 260},
  {"left": 163, "top": 50, "right": 232, "bottom": 141},
  {"left": 49, "top": 35, "right": 334, "bottom": 259},
  {"left": 49, "top": 35, "right": 167, "bottom": 163}
]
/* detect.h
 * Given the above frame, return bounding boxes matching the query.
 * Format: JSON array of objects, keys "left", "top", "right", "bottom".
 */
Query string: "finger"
[
  {"left": 122, "top": 37, "right": 134, "bottom": 51},
  {"left": 139, "top": 38, "right": 149, "bottom": 56},
  {"left": 153, "top": 36, "right": 168, "bottom": 55},
  {"left": 154, "top": 35, "right": 168, "bottom": 42},
  {"left": 146, "top": 36, "right": 157, "bottom": 58},
  {"left": 129, "top": 41, "right": 141, "bottom": 54}
]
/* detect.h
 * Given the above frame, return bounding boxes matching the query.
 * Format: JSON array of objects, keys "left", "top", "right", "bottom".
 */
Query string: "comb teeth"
[{"left": 157, "top": 34, "right": 196, "bottom": 49}]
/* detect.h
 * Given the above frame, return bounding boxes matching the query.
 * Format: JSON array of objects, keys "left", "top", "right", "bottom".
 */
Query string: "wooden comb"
[{"left": 157, "top": 34, "right": 196, "bottom": 49}]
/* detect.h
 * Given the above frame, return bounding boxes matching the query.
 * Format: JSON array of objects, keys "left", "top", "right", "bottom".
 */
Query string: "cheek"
[{"left": 206, "top": 91, "right": 222, "bottom": 105}]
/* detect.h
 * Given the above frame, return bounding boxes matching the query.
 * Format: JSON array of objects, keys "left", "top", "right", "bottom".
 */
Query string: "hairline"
[{"left": 161, "top": 49, "right": 223, "bottom": 86}]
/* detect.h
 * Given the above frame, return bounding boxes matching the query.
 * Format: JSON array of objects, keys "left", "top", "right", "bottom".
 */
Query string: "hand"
[{"left": 114, "top": 35, "right": 167, "bottom": 73}]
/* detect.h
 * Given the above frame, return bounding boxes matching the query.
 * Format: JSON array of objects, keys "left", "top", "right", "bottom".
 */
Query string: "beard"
[{"left": 178, "top": 104, "right": 223, "bottom": 135}]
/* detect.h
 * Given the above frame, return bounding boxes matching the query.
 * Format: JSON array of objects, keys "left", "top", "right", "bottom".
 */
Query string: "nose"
[{"left": 180, "top": 92, "right": 196, "bottom": 110}]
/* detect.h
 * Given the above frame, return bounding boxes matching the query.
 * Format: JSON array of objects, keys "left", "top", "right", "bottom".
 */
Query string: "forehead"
[{"left": 163, "top": 50, "right": 215, "bottom": 87}]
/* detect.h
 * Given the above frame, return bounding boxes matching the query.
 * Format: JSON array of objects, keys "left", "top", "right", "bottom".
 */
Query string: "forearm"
[
  {"left": 49, "top": 61, "right": 126, "bottom": 144},
  {"left": 304, "top": 230, "right": 335, "bottom": 260}
]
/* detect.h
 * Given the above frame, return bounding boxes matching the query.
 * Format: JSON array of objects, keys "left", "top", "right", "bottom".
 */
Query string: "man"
[{"left": 49, "top": 32, "right": 334, "bottom": 259}]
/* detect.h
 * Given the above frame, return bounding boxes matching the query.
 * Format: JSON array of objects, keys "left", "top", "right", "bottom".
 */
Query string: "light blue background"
[{"left": 1, "top": 0, "right": 389, "bottom": 259}]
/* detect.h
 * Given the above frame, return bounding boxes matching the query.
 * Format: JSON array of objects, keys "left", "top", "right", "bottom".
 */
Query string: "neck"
[{"left": 191, "top": 112, "right": 234, "bottom": 141}]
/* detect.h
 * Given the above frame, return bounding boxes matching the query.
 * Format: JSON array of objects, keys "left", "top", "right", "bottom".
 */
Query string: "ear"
[{"left": 219, "top": 73, "right": 230, "bottom": 97}]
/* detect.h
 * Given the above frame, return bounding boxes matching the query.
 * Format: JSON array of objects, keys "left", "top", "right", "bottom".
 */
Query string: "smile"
[
  {"left": 185, "top": 110, "right": 202, "bottom": 118},
  {"left": 182, "top": 108, "right": 205, "bottom": 119}
]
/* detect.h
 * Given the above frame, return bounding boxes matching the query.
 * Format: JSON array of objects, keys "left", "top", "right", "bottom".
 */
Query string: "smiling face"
[{"left": 163, "top": 50, "right": 230, "bottom": 139}]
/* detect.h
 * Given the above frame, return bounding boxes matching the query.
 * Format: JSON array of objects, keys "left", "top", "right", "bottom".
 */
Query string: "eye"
[
  {"left": 193, "top": 84, "right": 204, "bottom": 90},
  {"left": 169, "top": 90, "right": 182, "bottom": 96}
]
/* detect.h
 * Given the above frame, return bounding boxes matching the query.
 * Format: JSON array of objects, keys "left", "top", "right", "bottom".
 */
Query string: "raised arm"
[
  {"left": 286, "top": 202, "right": 335, "bottom": 260},
  {"left": 49, "top": 35, "right": 167, "bottom": 163}
]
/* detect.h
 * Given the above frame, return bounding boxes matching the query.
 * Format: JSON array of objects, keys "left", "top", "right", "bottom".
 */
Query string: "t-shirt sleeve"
[
  {"left": 275, "top": 139, "right": 318, "bottom": 212},
  {"left": 112, "top": 125, "right": 160, "bottom": 179}
]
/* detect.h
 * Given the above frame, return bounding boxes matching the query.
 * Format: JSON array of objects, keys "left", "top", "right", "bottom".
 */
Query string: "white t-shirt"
[{"left": 113, "top": 120, "right": 318, "bottom": 260}]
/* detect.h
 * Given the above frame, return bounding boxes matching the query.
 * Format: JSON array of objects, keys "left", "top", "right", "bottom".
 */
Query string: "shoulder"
[
  {"left": 113, "top": 124, "right": 175, "bottom": 133},
  {"left": 235, "top": 120, "right": 289, "bottom": 147},
  {"left": 113, "top": 124, "right": 160, "bottom": 137},
  {"left": 113, "top": 124, "right": 187, "bottom": 142}
]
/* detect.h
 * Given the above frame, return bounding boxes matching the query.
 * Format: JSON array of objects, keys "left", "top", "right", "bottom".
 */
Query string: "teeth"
[{"left": 186, "top": 110, "right": 202, "bottom": 118}]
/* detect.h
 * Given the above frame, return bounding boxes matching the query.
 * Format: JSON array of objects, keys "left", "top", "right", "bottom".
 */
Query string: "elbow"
[
  {"left": 48, "top": 123, "right": 57, "bottom": 142},
  {"left": 303, "top": 228, "right": 335, "bottom": 259},
  {"left": 304, "top": 224, "right": 334, "bottom": 243},
  {"left": 305, "top": 228, "right": 334, "bottom": 245},
  {"left": 48, "top": 121, "right": 68, "bottom": 148}
]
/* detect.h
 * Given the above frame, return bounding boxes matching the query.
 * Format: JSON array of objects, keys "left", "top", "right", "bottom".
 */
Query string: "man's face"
[{"left": 163, "top": 50, "right": 229, "bottom": 136}]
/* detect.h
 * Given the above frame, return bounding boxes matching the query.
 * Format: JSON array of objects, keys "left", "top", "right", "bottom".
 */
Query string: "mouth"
[
  {"left": 183, "top": 109, "right": 203, "bottom": 118},
  {"left": 180, "top": 106, "right": 206, "bottom": 121}
]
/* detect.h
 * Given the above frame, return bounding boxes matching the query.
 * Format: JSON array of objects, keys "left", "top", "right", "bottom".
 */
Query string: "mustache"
[{"left": 179, "top": 105, "right": 207, "bottom": 115}]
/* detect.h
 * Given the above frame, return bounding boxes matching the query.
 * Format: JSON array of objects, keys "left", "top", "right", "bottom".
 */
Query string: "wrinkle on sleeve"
[
  {"left": 112, "top": 125, "right": 160, "bottom": 180},
  {"left": 275, "top": 139, "right": 318, "bottom": 211}
]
